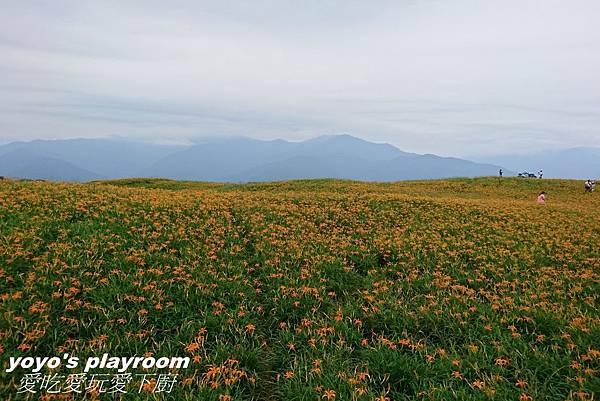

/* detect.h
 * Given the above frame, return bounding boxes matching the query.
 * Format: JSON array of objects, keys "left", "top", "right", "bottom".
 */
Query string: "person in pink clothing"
[{"left": 537, "top": 191, "right": 546, "bottom": 204}]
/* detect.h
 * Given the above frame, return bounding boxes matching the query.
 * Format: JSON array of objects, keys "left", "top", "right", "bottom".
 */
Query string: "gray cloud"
[{"left": 0, "top": 0, "right": 599, "bottom": 155}]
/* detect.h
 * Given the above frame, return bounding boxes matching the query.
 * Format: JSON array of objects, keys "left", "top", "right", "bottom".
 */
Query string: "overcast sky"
[{"left": 1, "top": 0, "right": 599, "bottom": 156}]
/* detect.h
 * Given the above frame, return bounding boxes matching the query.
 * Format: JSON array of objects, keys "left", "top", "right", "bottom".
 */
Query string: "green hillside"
[{"left": 0, "top": 177, "right": 598, "bottom": 400}]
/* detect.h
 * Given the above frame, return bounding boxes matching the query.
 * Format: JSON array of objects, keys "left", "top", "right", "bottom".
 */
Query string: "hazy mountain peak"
[{"left": 307, "top": 134, "right": 378, "bottom": 144}]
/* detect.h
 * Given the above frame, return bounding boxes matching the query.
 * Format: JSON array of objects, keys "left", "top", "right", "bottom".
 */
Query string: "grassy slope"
[{"left": 0, "top": 177, "right": 598, "bottom": 400}]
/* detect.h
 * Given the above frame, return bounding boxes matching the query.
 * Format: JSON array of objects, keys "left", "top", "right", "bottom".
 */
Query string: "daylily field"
[{"left": 0, "top": 177, "right": 598, "bottom": 400}]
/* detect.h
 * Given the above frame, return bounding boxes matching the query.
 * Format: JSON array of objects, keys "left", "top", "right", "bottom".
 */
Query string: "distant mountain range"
[
  {"left": 1, "top": 134, "right": 592, "bottom": 182},
  {"left": 0, "top": 138, "right": 186, "bottom": 181}
]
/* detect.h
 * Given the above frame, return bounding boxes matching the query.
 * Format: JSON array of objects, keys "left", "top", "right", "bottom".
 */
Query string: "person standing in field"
[
  {"left": 537, "top": 191, "right": 546, "bottom": 204},
  {"left": 499, "top": 168, "right": 503, "bottom": 178}
]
